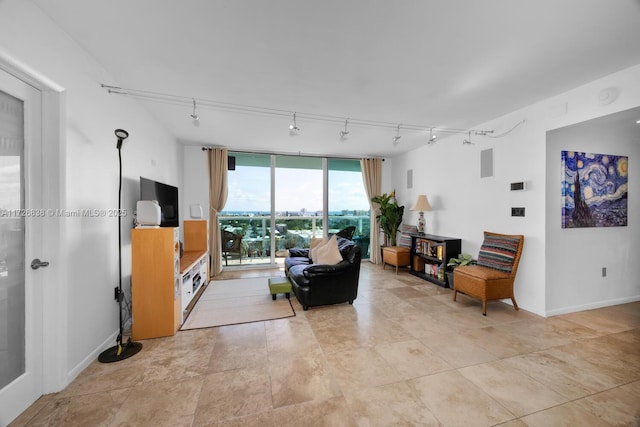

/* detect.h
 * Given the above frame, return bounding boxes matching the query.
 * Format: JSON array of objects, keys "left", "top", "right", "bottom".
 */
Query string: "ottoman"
[
  {"left": 268, "top": 276, "right": 292, "bottom": 300},
  {"left": 382, "top": 246, "right": 411, "bottom": 274}
]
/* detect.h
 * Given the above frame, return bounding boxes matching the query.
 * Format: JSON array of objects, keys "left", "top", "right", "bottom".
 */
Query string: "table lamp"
[{"left": 411, "top": 194, "right": 432, "bottom": 234}]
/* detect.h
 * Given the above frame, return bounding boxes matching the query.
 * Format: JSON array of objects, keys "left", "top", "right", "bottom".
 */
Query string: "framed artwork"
[{"left": 561, "top": 151, "right": 628, "bottom": 228}]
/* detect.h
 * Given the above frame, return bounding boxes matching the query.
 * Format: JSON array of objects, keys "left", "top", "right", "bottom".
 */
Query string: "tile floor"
[{"left": 10, "top": 263, "right": 640, "bottom": 426}]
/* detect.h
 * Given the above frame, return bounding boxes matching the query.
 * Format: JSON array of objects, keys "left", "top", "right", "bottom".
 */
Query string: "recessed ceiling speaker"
[{"left": 597, "top": 87, "right": 619, "bottom": 106}]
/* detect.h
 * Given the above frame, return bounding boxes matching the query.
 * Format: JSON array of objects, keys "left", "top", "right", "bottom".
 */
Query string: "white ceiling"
[{"left": 34, "top": 0, "right": 640, "bottom": 158}]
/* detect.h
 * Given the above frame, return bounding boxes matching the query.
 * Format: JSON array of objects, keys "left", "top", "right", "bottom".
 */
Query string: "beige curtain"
[
  {"left": 360, "top": 158, "right": 382, "bottom": 264},
  {"left": 207, "top": 148, "right": 228, "bottom": 276}
]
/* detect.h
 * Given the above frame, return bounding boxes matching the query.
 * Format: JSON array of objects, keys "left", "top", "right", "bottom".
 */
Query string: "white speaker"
[{"left": 136, "top": 200, "right": 161, "bottom": 226}]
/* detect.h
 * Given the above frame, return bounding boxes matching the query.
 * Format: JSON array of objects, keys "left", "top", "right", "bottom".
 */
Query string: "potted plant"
[
  {"left": 371, "top": 191, "right": 404, "bottom": 246},
  {"left": 446, "top": 253, "right": 475, "bottom": 289}
]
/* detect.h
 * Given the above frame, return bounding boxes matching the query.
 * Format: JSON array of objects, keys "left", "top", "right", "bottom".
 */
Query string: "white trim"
[
  {"left": 66, "top": 331, "right": 118, "bottom": 385},
  {"left": 545, "top": 295, "right": 640, "bottom": 317}
]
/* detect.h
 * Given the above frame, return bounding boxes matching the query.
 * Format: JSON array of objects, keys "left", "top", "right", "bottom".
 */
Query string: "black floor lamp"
[{"left": 98, "top": 129, "right": 143, "bottom": 363}]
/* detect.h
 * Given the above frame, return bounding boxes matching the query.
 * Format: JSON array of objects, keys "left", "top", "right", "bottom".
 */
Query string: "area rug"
[{"left": 180, "top": 277, "right": 295, "bottom": 330}]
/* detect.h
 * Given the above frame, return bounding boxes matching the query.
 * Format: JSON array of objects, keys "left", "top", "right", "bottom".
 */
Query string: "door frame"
[{"left": 0, "top": 52, "right": 65, "bottom": 396}]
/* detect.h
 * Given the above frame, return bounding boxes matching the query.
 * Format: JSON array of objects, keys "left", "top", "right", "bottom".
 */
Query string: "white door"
[{"left": 0, "top": 69, "right": 45, "bottom": 425}]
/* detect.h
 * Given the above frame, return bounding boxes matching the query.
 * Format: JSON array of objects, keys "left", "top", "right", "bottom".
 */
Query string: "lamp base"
[
  {"left": 98, "top": 339, "right": 142, "bottom": 363},
  {"left": 417, "top": 211, "right": 425, "bottom": 234}
]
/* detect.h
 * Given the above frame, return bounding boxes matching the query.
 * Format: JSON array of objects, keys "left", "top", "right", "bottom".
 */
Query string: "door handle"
[{"left": 31, "top": 258, "right": 50, "bottom": 270}]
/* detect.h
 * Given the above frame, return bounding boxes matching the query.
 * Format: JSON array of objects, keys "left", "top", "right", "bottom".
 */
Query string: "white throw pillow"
[
  {"left": 309, "top": 237, "right": 328, "bottom": 262},
  {"left": 315, "top": 235, "right": 343, "bottom": 265}
]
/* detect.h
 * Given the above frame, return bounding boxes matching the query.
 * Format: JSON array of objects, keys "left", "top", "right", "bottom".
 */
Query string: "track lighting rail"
[{"left": 101, "top": 83, "right": 503, "bottom": 138}]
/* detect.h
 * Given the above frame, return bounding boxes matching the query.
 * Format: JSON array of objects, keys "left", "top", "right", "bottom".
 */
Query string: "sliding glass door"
[{"left": 221, "top": 152, "right": 370, "bottom": 267}]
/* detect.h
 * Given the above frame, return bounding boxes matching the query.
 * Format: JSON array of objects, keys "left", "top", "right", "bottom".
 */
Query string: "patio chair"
[{"left": 221, "top": 230, "right": 243, "bottom": 265}]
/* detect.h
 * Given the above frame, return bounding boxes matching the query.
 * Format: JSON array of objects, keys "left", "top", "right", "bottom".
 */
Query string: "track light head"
[
  {"left": 289, "top": 112, "right": 300, "bottom": 135},
  {"left": 392, "top": 124, "right": 401, "bottom": 146},
  {"left": 340, "top": 119, "right": 350, "bottom": 141},
  {"left": 427, "top": 128, "right": 437, "bottom": 144},
  {"left": 462, "top": 131, "right": 473, "bottom": 145},
  {"left": 190, "top": 99, "right": 200, "bottom": 126}
]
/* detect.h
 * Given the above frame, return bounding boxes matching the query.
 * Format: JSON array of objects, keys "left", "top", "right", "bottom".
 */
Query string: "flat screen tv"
[{"left": 139, "top": 176, "right": 179, "bottom": 227}]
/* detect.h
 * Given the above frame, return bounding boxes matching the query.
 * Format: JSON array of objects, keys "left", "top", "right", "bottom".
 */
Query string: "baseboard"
[
  {"left": 65, "top": 330, "right": 118, "bottom": 386},
  {"left": 545, "top": 295, "right": 640, "bottom": 317}
]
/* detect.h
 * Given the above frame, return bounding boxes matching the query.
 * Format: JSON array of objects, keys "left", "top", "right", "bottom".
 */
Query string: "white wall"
[
  {"left": 545, "top": 109, "right": 639, "bottom": 315},
  {"left": 182, "top": 145, "right": 210, "bottom": 224},
  {"left": 0, "top": 0, "right": 180, "bottom": 390},
  {"left": 392, "top": 64, "right": 640, "bottom": 316}
]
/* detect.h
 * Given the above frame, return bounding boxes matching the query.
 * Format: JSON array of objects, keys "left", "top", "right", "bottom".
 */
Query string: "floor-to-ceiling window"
[
  {"left": 220, "top": 152, "right": 370, "bottom": 266},
  {"left": 328, "top": 159, "right": 371, "bottom": 259},
  {"left": 274, "top": 155, "right": 323, "bottom": 254},
  {"left": 220, "top": 153, "right": 271, "bottom": 265}
]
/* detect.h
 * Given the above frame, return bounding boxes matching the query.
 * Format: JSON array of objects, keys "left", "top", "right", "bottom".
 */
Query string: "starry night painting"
[{"left": 561, "top": 151, "right": 628, "bottom": 228}]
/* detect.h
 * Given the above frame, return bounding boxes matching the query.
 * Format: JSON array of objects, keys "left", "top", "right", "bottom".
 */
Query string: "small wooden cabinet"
[
  {"left": 409, "top": 234, "right": 461, "bottom": 288},
  {"left": 131, "top": 227, "right": 181, "bottom": 340}
]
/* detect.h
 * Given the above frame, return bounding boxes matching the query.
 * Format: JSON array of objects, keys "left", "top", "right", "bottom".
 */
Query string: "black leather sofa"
[{"left": 285, "top": 236, "right": 361, "bottom": 310}]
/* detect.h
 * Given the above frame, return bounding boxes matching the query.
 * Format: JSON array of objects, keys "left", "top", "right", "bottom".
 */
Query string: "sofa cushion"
[
  {"left": 285, "top": 256, "right": 311, "bottom": 271},
  {"left": 315, "top": 235, "right": 342, "bottom": 265},
  {"left": 476, "top": 235, "right": 520, "bottom": 273}
]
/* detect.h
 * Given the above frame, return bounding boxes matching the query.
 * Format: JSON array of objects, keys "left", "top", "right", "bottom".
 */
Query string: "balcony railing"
[{"left": 219, "top": 214, "right": 371, "bottom": 265}]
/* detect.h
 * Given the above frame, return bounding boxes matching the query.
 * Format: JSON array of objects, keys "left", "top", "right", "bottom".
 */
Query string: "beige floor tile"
[
  {"left": 549, "top": 337, "right": 640, "bottom": 384},
  {"left": 200, "top": 410, "right": 275, "bottom": 427},
  {"left": 10, "top": 263, "right": 640, "bottom": 426},
  {"left": 56, "top": 358, "right": 146, "bottom": 398},
  {"left": 14, "top": 390, "right": 128, "bottom": 427},
  {"left": 375, "top": 339, "right": 452, "bottom": 380},
  {"left": 408, "top": 370, "right": 515, "bottom": 426},
  {"left": 502, "top": 350, "right": 617, "bottom": 400},
  {"left": 366, "top": 289, "right": 427, "bottom": 319},
  {"left": 7, "top": 394, "right": 56, "bottom": 427},
  {"left": 325, "top": 347, "right": 403, "bottom": 391},
  {"left": 492, "top": 317, "right": 599, "bottom": 351},
  {"left": 193, "top": 367, "right": 272, "bottom": 425},
  {"left": 420, "top": 331, "right": 498, "bottom": 368},
  {"left": 110, "top": 377, "right": 202, "bottom": 427},
  {"left": 343, "top": 381, "right": 440, "bottom": 426},
  {"left": 405, "top": 294, "right": 454, "bottom": 313},
  {"left": 572, "top": 380, "right": 640, "bottom": 426},
  {"left": 272, "top": 396, "right": 358, "bottom": 427},
  {"left": 207, "top": 322, "right": 268, "bottom": 372},
  {"left": 459, "top": 325, "right": 541, "bottom": 358},
  {"left": 386, "top": 285, "right": 431, "bottom": 299},
  {"left": 269, "top": 352, "right": 342, "bottom": 408},
  {"left": 265, "top": 315, "right": 323, "bottom": 361},
  {"left": 559, "top": 306, "right": 639, "bottom": 333},
  {"left": 518, "top": 401, "right": 614, "bottom": 427},
  {"left": 393, "top": 311, "right": 459, "bottom": 339},
  {"left": 459, "top": 359, "right": 568, "bottom": 417}
]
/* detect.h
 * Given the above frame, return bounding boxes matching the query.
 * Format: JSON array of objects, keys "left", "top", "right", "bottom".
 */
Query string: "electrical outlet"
[{"left": 602, "top": 267, "right": 607, "bottom": 277}]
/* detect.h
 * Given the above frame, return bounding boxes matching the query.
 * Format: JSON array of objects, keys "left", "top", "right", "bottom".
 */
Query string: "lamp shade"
[{"left": 411, "top": 195, "right": 432, "bottom": 212}]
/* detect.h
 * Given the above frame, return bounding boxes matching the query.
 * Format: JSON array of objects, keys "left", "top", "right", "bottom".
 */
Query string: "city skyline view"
[{"left": 223, "top": 166, "right": 370, "bottom": 214}]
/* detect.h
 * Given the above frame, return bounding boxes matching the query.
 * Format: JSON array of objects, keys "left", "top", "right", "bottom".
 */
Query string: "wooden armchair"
[
  {"left": 453, "top": 231, "right": 524, "bottom": 315},
  {"left": 221, "top": 230, "right": 243, "bottom": 265}
]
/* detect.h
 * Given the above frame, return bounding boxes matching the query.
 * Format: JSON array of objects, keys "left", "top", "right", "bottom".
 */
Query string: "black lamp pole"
[{"left": 98, "top": 129, "right": 143, "bottom": 363}]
